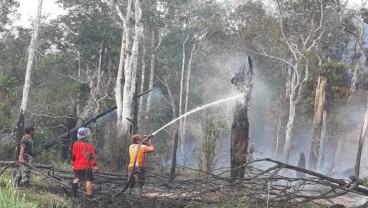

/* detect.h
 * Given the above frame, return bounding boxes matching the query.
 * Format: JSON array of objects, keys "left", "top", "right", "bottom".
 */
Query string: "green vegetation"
[
  {"left": 0, "top": 171, "right": 70, "bottom": 208},
  {"left": 0, "top": 181, "right": 38, "bottom": 208}
]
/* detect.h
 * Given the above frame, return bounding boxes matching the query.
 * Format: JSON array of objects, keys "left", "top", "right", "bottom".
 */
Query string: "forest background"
[{"left": 1, "top": 0, "right": 368, "bottom": 181}]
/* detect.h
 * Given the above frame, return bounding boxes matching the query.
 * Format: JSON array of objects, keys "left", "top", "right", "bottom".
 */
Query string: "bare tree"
[
  {"left": 145, "top": 29, "right": 163, "bottom": 123},
  {"left": 181, "top": 43, "right": 197, "bottom": 163},
  {"left": 110, "top": 0, "right": 143, "bottom": 135},
  {"left": 252, "top": 0, "right": 324, "bottom": 165},
  {"left": 176, "top": 35, "right": 189, "bottom": 161},
  {"left": 17, "top": 0, "right": 43, "bottom": 140},
  {"left": 156, "top": 75, "right": 178, "bottom": 180}
]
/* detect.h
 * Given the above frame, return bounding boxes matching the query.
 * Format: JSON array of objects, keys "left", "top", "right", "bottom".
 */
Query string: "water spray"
[
  {"left": 149, "top": 93, "right": 244, "bottom": 137},
  {"left": 114, "top": 93, "right": 244, "bottom": 196}
]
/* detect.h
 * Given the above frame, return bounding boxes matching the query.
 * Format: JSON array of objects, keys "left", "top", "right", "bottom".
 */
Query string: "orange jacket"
[{"left": 128, "top": 143, "right": 154, "bottom": 168}]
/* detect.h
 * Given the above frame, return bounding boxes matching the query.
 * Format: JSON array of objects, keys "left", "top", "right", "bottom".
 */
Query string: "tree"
[
  {"left": 17, "top": 0, "right": 42, "bottom": 141},
  {"left": 230, "top": 56, "right": 253, "bottom": 179},
  {"left": 198, "top": 108, "right": 225, "bottom": 174}
]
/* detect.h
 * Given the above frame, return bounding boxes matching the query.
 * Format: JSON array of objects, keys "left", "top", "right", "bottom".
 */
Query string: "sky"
[
  {"left": 16, "top": 0, "right": 66, "bottom": 26},
  {"left": 15, "top": 0, "right": 365, "bottom": 27}
]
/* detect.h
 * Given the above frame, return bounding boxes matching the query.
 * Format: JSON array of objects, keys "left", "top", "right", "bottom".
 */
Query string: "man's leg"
[
  {"left": 20, "top": 164, "right": 31, "bottom": 185},
  {"left": 127, "top": 168, "right": 135, "bottom": 195},
  {"left": 135, "top": 168, "right": 145, "bottom": 196},
  {"left": 20, "top": 156, "right": 32, "bottom": 186},
  {"left": 85, "top": 169, "right": 94, "bottom": 196},
  {"left": 85, "top": 181, "right": 93, "bottom": 196},
  {"left": 14, "top": 167, "right": 22, "bottom": 187},
  {"left": 72, "top": 172, "right": 80, "bottom": 197}
]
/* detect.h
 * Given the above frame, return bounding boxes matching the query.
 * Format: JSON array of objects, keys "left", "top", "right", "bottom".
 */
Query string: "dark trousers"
[{"left": 128, "top": 167, "right": 145, "bottom": 188}]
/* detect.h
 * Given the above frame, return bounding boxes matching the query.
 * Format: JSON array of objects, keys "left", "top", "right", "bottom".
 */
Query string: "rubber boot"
[
  {"left": 71, "top": 183, "right": 78, "bottom": 197},
  {"left": 135, "top": 186, "right": 142, "bottom": 196}
]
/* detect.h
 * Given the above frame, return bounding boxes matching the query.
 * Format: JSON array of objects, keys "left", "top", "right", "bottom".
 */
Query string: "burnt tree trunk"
[
  {"left": 231, "top": 107, "right": 249, "bottom": 179},
  {"left": 61, "top": 112, "right": 77, "bottom": 161},
  {"left": 169, "top": 128, "right": 179, "bottom": 181},
  {"left": 230, "top": 56, "right": 253, "bottom": 179}
]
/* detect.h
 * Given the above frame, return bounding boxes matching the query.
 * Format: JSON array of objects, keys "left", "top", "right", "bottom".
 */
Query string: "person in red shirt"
[
  {"left": 71, "top": 127, "right": 99, "bottom": 197},
  {"left": 128, "top": 134, "right": 154, "bottom": 196}
]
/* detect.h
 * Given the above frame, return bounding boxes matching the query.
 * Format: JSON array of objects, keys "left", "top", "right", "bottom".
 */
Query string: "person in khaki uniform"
[
  {"left": 128, "top": 134, "right": 154, "bottom": 196},
  {"left": 16, "top": 127, "right": 36, "bottom": 187}
]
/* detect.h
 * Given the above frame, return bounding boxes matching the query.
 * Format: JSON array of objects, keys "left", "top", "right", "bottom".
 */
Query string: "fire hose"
[{"left": 114, "top": 134, "right": 153, "bottom": 197}]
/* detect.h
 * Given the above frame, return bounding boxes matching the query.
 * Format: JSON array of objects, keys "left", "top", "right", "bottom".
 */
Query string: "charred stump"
[
  {"left": 61, "top": 112, "right": 77, "bottom": 161},
  {"left": 230, "top": 56, "right": 253, "bottom": 179},
  {"left": 296, "top": 152, "right": 306, "bottom": 178}
]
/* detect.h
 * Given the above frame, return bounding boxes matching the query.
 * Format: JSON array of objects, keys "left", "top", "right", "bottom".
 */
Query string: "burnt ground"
[{"left": 3, "top": 161, "right": 368, "bottom": 207}]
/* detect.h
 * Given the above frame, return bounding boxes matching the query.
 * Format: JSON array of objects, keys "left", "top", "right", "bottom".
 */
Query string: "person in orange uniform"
[
  {"left": 71, "top": 127, "right": 99, "bottom": 197},
  {"left": 128, "top": 134, "right": 154, "bottom": 196}
]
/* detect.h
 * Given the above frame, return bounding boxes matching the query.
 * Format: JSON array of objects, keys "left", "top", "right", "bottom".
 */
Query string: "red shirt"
[{"left": 72, "top": 141, "right": 97, "bottom": 170}]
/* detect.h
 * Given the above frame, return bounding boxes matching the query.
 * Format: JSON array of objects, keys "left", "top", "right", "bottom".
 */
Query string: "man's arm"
[
  {"left": 19, "top": 143, "right": 26, "bottom": 164},
  {"left": 143, "top": 139, "right": 154, "bottom": 153}
]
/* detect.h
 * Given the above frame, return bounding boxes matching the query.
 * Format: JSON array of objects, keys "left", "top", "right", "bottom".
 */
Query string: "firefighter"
[
  {"left": 71, "top": 127, "right": 99, "bottom": 197},
  {"left": 128, "top": 134, "right": 154, "bottom": 196}
]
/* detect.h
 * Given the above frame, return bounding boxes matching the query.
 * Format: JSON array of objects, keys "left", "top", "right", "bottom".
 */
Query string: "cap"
[
  {"left": 77, "top": 127, "right": 90, "bottom": 139},
  {"left": 24, "top": 127, "right": 35, "bottom": 134}
]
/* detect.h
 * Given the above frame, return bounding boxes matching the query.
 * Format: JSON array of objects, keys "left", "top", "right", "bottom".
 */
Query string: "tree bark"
[
  {"left": 317, "top": 111, "right": 327, "bottom": 172},
  {"left": 170, "top": 128, "right": 179, "bottom": 181},
  {"left": 61, "top": 112, "right": 77, "bottom": 161},
  {"left": 17, "top": 0, "right": 42, "bottom": 141},
  {"left": 309, "top": 76, "right": 327, "bottom": 170},
  {"left": 120, "top": 0, "right": 134, "bottom": 134},
  {"left": 230, "top": 56, "right": 253, "bottom": 179}
]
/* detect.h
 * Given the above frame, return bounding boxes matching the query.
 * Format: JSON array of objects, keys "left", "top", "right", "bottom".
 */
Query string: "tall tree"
[{"left": 17, "top": 0, "right": 42, "bottom": 141}]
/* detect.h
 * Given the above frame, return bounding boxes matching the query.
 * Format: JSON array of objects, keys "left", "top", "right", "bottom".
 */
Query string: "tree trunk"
[
  {"left": 145, "top": 31, "right": 156, "bottom": 119},
  {"left": 231, "top": 106, "right": 249, "bottom": 179},
  {"left": 332, "top": 134, "right": 346, "bottom": 174},
  {"left": 354, "top": 98, "right": 368, "bottom": 179},
  {"left": 296, "top": 152, "right": 306, "bottom": 178},
  {"left": 115, "top": 32, "right": 126, "bottom": 134},
  {"left": 309, "top": 76, "right": 327, "bottom": 170},
  {"left": 284, "top": 98, "right": 296, "bottom": 164},
  {"left": 145, "top": 29, "right": 162, "bottom": 123},
  {"left": 169, "top": 128, "right": 179, "bottom": 181},
  {"left": 283, "top": 63, "right": 309, "bottom": 164},
  {"left": 128, "top": 0, "right": 143, "bottom": 135},
  {"left": 181, "top": 43, "right": 196, "bottom": 163},
  {"left": 138, "top": 42, "right": 146, "bottom": 112},
  {"left": 157, "top": 75, "right": 178, "bottom": 181},
  {"left": 177, "top": 35, "right": 189, "bottom": 164},
  {"left": 17, "top": 0, "right": 42, "bottom": 141},
  {"left": 61, "top": 112, "right": 77, "bottom": 161},
  {"left": 317, "top": 111, "right": 327, "bottom": 172},
  {"left": 274, "top": 111, "right": 282, "bottom": 160},
  {"left": 230, "top": 56, "right": 253, "bottom": 179},
  {"left": 120, "top": 0, "right": 134, "bottom": 134}
]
